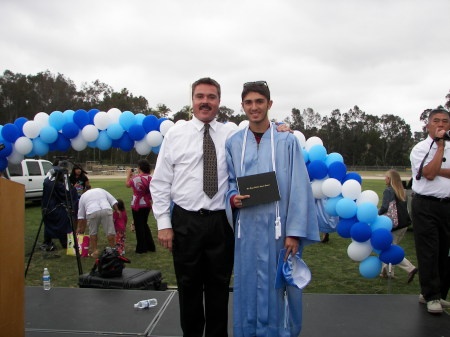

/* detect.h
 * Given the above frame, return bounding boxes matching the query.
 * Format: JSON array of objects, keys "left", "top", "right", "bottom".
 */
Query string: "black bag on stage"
[{"left": 90, "top": 247, "right": 130, "bottom": 278}]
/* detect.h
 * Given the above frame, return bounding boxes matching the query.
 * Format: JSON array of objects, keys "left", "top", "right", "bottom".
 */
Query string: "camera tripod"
[{"left": 25, "top": 165, "right": 83, "bottom": 277}]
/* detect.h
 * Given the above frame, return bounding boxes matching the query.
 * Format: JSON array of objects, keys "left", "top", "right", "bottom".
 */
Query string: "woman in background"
[{"left": 69, "top": 164, "right": 91, "bottom": 198}]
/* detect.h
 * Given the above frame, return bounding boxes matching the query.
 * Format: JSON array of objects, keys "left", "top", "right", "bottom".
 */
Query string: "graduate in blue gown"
[{"left": 226, "top": 81, "right": 320, "bottom": 337}]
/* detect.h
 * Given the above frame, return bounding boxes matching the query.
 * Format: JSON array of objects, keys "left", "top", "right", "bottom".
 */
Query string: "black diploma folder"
[{"left": 237, "top": 171, "right": 280, "bottom": 207}]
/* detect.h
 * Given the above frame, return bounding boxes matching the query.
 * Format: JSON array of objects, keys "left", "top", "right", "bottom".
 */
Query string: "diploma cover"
[{"left": 237, "top": 171, "right": 280, "bottom": 207}]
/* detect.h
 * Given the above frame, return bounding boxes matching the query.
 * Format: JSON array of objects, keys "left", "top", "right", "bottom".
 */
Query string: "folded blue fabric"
[{"left": 275, "top": 248, "right": 311, "bottom": 289}]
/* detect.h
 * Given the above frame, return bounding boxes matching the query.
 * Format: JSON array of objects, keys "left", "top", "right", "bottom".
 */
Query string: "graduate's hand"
[
  {"left": 284, "top": 236, "right": 300, "bottom": 261},
  {"left": 158, "top": 228, "right": 174, "bottom": 252},
  {"left": 234, "top": 194, "right": 250, "bottom": 208},
  {"left": 275, "top": 123, "right": 293, "bottom": 133}
]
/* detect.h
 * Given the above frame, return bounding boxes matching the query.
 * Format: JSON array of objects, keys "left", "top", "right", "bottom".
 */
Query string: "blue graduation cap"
[{"left": 275, "top": 248, "right": 311, "bottom": 289}]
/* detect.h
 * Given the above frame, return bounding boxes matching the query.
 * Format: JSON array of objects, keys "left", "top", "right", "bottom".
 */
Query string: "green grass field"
[{"left": 24, "top": 178, "right": 421, "bottom": 296}]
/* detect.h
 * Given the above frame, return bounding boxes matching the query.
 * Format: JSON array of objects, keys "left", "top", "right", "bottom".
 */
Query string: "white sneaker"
[
  {"left": 419, "top": 294, "right": 450, "bottom": 308},
  {"left": 427, "top": 300, "right": 443, "bottom": 314}
]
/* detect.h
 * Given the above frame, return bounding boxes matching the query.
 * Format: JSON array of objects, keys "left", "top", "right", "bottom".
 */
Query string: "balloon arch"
[{"left": 0, "top": 108, "right": 405, "bottom": 279}]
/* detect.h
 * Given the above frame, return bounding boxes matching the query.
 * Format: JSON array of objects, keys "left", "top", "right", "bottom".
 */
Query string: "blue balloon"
[
  {"left": 88, "top": 109, "right": 100, "bottom": 124},
  {"left": 111, "top": 138, "right": 120, "bottom": 148},
  {"left": 0, "top": 157, "right": 7, "bottom": 171},
  {"left": 128, "top": 124, "right": 145, "bottom": 141},
  {"left": 328, "top": 161, "right": 347, "bottom": 181},
  {"left": 73, "top": 109, "right": 90, "bottom": 129},
  {"left": 1, "top": 123, "right": 21, "bottom": 143},
  {"left": 302, "top": 149, "right": 309, "bottom": 163},
  {"left": 106, "top": 123, "right": 125, "bottom": 140},
  {"left": 40, "top": 126, "right": 58, "bottom": 144},
  {"left": 324, "top": 196, "right": 342, "bottom": 216},
  {"left": 325, "top": 152, "right": 344, "bottom": 167},
  {"left": 336, "top": 217, "right": 358, "bottom": 238},
  {"left": 87, "top": 141, "right": 97, "bottom": 149},
  {"left": 62, "top": 122, "right": 80, "bottom": 139},
  {"left": 336, "top": 198, "right": 358, "bottom": 219},
  {"left": 119, "top": 111, "right": 136, "bottom": 131},
  {"left": 357, "top": 202, "right": 378, "bottom": 224},
  {"left": 0, "top": 141, "right": 13, "bottom": 158},
  {"left": 350, "top": 222, "right": 372, "bottom": 242},
  {"left": 14, "top": 117, "right": 28, "bottom": 136},
  {"left": 54, "top": 133, "right": 71, "bottom": 152},
  {"left": 0, "top": 125, "right": 3, "bottom": 142},
  {"left": 343, "top": 172, "right": 362, "bottom": 184},
  {"left": 135, "top": 113, "right": 146, "bottom": 125},
  {"left": 32, "top": 137, "right": 49, "bottom": 156},
  {"left": 370, "top": 228, "right": 393, "bottom": 251},
  {"left": 152, "top": 144, "right": 161, "bottom": 154},
  {"left": 63, "top": 109, "right": 75, "bottom": 123},
  {"left": 48, "top": 111, "right": 65, "bottom": 131},
  {"left": 308, "top": 144, "right": 327, "bottom": 162},
  {"left": 307, "top": 160, "right": 328, "bottom": 180},
  {"left": 359, "top": 256, "right": 382, "bottom": 279},
  {"left": 142, "top": 115, "right": 159, "bottom": 132},
  {"left": 118, "top": 133, "right": 134, "bottom": 152},
  {"left": 96, "top": 130, "right": 112, "bottom": 151},
  {"left": 379, "top": 245, "right": 405, "bottom": 265},
  {"left": 371, "top": 216, "right": 393, "bottom": 232}
]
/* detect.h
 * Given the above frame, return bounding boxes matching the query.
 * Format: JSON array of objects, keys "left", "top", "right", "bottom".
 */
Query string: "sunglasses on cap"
[{"left": 243, "top": 81, "right": 268, "bottom": 87}]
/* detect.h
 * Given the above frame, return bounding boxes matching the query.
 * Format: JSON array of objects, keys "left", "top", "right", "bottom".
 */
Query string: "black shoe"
[{"left": 321, "top": 233, "right": 329, "bottom": 243}]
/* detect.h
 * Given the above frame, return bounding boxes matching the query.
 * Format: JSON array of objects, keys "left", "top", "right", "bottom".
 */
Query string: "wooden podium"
[{"left": 0, "top": 178, "right": 25, "bottom": 337}]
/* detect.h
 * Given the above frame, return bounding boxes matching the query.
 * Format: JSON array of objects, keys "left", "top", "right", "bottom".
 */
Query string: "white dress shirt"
[
  {"left": 77, "top": 188, "right": 118, "bottom": 219},
  {"left": 150, "top": 116, "right": 235, "bottom": 230},
  {"left": 410, "top": 136, "right": 450, "bottom": 198}
]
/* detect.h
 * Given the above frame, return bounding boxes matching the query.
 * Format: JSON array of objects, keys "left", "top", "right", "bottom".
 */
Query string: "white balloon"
[
  {"left": 7, "top": 148, "right": 24, "bottom": 164},
  {"left": 160, "top": 120, "right": 175, "bottom": 136},
  {"left": 71, "top": 133, "right": 88, "bottom": 151},
  {"left": 81, "top": 125, "right": 99, "bottom": 142},
  {"left": 293, "top": 130, "right": 306, "bottom": 149},
  {"left": 22, "top": 120, "right": 42, "bottom": 139},
  {"left": 305, "top": 136, "right": 323, "bottom": 151},
  {"left": 224, "top": 122, "right": 238, "bottom": 131},
  {"left": 135, "top": 139, "right": 152, "bottom": 155},
  {"left": 107, "top": 108, "right": 122, "bottom": 123},
  {"left": 311, "top": 179, "right": 326, "bottom": 199},
  {"left": 238, "top": 120, "right": 249, "bottom": 129},
  {"left": 341, "top": 179, "right": 362, "bottom": 200},
  {"left": 34, "top": 112, "right": 49, "bottom": 126},
  {"left": 175, "top": 119, "right": 187, "bottom": 125},
  {"left": 321, "top": 178, "right": 342, "bottom": 198},
  {"left": 356, "top": 190, "right": 379, "bottom": 206},
  {"left": 14, "top": 137, "right": 33, "bottom": 155},
  {"left": 146, "top": 131, "right": 163, "bottom": 147},
  {"left": 94, "top": 111, "right": 111, "bottom": 130},
  {"left": 347, "top": 240, "right": 373, "bottom": 262}
]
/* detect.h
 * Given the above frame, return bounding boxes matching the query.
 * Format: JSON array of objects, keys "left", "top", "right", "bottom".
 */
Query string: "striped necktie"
[{"left": 203, "top": 123, "right": 218, "bottom": 198}]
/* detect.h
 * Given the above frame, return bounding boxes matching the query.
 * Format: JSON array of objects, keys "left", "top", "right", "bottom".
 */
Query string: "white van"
[{"left": 6, "top": 159, "right": 53, "bottom": 201}]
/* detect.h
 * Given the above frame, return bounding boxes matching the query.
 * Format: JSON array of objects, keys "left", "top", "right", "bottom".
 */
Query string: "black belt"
[
  {"left": 175, "top": 204, "right": 225, "bottom": 216},
  {"left": 414, "top": 193, "right": 450, "bottom": 203}
]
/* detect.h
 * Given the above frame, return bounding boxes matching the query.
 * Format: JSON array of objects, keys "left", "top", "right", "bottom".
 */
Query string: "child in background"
[{"left": 113, "top": 199, "right": 127, "bottom": 255}]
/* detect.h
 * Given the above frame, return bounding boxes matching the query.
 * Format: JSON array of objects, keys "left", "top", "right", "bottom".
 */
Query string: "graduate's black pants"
[
  {"left": 412, "top": 195, "right": 450, "bottom": 301},
  {"left": 172, "top": 204, "right": 234, "bottom": 337},
  {"left": 131, "top": 207, "right": 155, "bottom": 253}
]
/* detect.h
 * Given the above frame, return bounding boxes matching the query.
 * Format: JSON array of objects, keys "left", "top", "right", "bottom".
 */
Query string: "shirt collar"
[{"left": 192, "top": 115, "right": 218, "bottom": 132}]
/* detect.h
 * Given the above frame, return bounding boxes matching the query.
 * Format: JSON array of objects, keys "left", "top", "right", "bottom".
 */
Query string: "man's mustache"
[{"left": 199, "top": 104, "right": 212, "bottom": 111}]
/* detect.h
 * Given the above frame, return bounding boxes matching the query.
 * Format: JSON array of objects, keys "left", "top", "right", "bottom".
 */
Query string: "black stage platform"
[{"left": 25, "top": 286, "right": 450, "bottom": 337}]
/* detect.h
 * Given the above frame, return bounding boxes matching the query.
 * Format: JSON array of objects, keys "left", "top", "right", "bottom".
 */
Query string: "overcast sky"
[{"left": 1, "top": 0, "right": 449, "bottom": 133}]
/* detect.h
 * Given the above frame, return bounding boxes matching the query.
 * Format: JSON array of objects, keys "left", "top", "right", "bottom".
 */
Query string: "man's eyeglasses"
[{"left": 243, "top": 81, "right": 268, "bottom": 87}]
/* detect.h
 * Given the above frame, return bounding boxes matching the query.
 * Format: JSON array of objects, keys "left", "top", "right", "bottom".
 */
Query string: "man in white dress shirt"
[
  {"left": 77, "top": 188, "right": 120, "bottom": 258},
  {"left": 410, "top": 106, "right": 450, "bottom": 314},
  {"left": 151, "top": 78, "right": 235, "bottom": 337}
]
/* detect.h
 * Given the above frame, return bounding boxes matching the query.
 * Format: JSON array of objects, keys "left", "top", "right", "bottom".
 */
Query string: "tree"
[
  {"left": 101, "top": 88, "right": 149, "bottom": 114},
  {"left": 172, "top": 105, "right": 191, "bottom": 122},
  {"left": 79, "top": 80, "right": 113, "bottom": 108}
]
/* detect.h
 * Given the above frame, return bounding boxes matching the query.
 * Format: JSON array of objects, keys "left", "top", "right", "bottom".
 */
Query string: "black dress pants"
[
  {"left": 132, "top": 207, "right": 155, "bottom": 253},
  {"left": 172, "top": 204, "right": 235, "bottom": 337},
  {"left": 412, "top": 196, "right": 450, "bottom": 301}
]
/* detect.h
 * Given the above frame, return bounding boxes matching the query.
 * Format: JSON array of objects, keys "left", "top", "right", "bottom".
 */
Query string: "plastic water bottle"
[
  {"left": 43, "top": 267, "right": 51, "bottom": 290},
  {"left": 134, "top": 298, "right": 157, "bottom": 309}
]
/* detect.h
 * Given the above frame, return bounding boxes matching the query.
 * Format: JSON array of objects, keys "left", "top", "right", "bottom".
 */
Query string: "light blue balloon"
[
  {"left": 64, "top": 109, "right": 75, "bottom": 123},
  {"left": 336, "top": 198, "right": 358, "bottom": 219},
  {"left": 359, "top": 256, "right": 382, "bottom": 279},
  {"left": 325, "top": 152, "right": 344, "bottom": 167},
  {"left": 39, "top": 126, "right": 58, "bottom": 144},
  {"left": 324, "top": 196, "right": 343, "bottom": 216},
  {"left": 152, "top": 145, "right": 161, "bottom": 154},
  {"left": 357, "top": 202, "right": 378, "bottom": 224},
  {"left": 96, "top": 130, "right": 112, "bottom": 151},
  {"left": 106, "top": 123, "right": 125, "bottom": 140},
  {"left": 308, "top": 144, "right": 327, "bottom": 162},
  {"left": 302, "top": 149, "right": 309, "bottom": 163},
  {"left": 135, "top": 113, "right": 146, "bottom": 125},
  {"left": 0, "top": 125, "right": 3, "bottom": 142},
  {"left": 371, "top": 216, "right": 393, "bottom": 232},
  {"left": 32, "top": 137, "right": 49, "bottom": 156},
  {"left": 48, "top": 111, "right": 65, "bottom": 131},
  {"left": 119, "top": 110, "right": 136, "bottom": 131}
]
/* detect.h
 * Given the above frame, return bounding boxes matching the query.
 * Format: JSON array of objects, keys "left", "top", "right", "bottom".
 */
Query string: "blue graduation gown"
[{"left": 225, "top": 126, "right": 320, "bottom": 337}]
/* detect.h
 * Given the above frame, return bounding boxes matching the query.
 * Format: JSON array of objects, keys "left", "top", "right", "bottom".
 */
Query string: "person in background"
[
  {"left": 225, "top": 81, "right": 319, "bottom": 336},
  {"left": 69, "top": 164, "right": 91, "bottom": 198},
  {"left": 378, "top": 169, "right": 418, "bottom": 283},
  {"left": 410, "top": 106, "right": 450, "bottom": 314},
  {"left": 126, "top": 159, "right": 155, "bottom": 253},
  {"left": 113, "top": 199, "right": 127, "bottom": 255}
]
